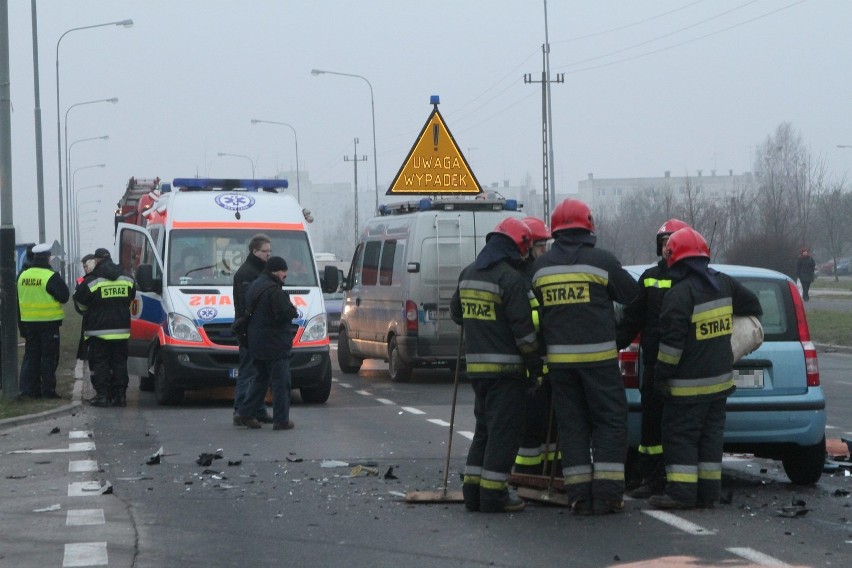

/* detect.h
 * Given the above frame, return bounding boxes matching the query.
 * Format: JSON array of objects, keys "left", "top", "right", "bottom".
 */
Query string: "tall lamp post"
[
  {"left": 217, "top": 152, "right": 255, "bottom": 179},
  {"left": 71, "top": 164, "right": 105, "bottom": 279},
  {"left": 250, "top": 119, "right": 300, "bottom": 202},
  {"left": 67, "top": 134, "right": 108, "bottom": 273},
  {"left": 311, "top": 69, "right": 379, "bottom": 212},
  {"left": 64, "top": 99, "right": 116, "bottom": 195},
  {"left": 55, "top": 19, "right": 132, "bottom": 278}
]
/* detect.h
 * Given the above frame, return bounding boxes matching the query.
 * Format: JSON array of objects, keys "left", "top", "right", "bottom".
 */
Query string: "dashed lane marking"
[
  {"left": 69, "top": 430, "right": 92, "bottom": 439},
  {"left": 67, "top": 481, "right": 106, "bottom": 497},
  {"left": 401, "top": 406, "right": 426, "bottom": 415},
  {"left": 9, "top": 441, "right": 95, "bottom": 454},
  {"left": 69, "top": 460, "right": 98, "bottom": 473},
  {"left": 458, "top": 431, "right": 474, "bottom": 440},
  {"left": 427, "top": 419, "right": 451, "bottom": 426},
  {"left": 641, "top": 510, "right": 716, "bottom": 535},
  {"left": 727, "top": 547, "right": 790, "bottom": 566},
  {"left": 355, "top": 390, "right": 372, "bottom": 396},
  {"left": 337, "top": 382, "right": 352, "bottom": 388},
  {"left": 375, "top": 398, "right": 395, "bottom": 405},
  {"left": 66, "top": 509, "right": 105, "bottom": 526},
  {"left": 63, "top": 541, "right": 108, "bottom": 567}
]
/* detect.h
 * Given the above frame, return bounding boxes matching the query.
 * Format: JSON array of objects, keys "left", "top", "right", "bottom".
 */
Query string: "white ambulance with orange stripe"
[{"left": 114, "top": 178, "right": 339, "bottom": 405}]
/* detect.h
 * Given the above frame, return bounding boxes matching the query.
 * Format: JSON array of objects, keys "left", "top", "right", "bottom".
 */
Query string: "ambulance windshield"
[{"left": 167, "top": 229, "right": 317, "bottom": 287}]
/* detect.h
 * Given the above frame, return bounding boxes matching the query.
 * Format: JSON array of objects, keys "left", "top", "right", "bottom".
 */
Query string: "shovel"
[
  {"left": 517, "top": 387, "right": 570, "bottom": 506},
  {"left": 405, "top": 327, "right": 466, "bottom": 503}
]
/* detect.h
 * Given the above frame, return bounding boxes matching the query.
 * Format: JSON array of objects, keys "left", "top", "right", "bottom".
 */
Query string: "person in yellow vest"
[
  {"left": 17, "top": 242, "right": 70, "bottom": 398},
  {"left": 74, "top": 248, "right": 136, "bottom": 407}
]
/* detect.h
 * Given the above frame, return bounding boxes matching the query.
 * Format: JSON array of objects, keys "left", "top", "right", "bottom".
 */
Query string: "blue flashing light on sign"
[
  {"left": 430, "top": 95, "right": 440, "bottom": 105},
  {"left": 418, "top": 198, "right": 432, "bottom": 210},
  {"left": 171, "top": 178, "right": 289, "bottom": 192},
  {"left": 505, "top": 199, "right": 518, "bottom": 211}
]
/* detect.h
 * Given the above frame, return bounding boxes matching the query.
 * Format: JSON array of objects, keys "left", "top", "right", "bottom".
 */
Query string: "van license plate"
[
  {"left": 229, "top": 368, "right": 239, "bottom": 380},
  {"left": 733, "top": 368, "right": 763, "bottom": 388}
]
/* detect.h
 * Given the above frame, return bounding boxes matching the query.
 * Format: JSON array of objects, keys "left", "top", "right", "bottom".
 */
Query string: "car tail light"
[
  {"left": 405, "top": 300, "right": 419, "bottom": 335},
  {"left": 788, "top": 281, "right": 820, "bottom": 386},
  {"left": 619, "top": 338, "right": 640, "bottom": 389}
]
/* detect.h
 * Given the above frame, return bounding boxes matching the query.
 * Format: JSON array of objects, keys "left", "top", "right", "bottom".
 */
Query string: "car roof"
[{"left": 624, "top": 263, "right": 792, "bottom": 282}]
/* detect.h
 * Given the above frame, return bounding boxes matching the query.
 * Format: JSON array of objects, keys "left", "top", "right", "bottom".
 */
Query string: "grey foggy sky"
[{"left": 4, "top": 0, "right": 852, "bottom": 252}]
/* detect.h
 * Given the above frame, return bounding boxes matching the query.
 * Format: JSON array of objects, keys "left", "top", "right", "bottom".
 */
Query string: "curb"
[{"left": 0, "top": 377, "right": 84, "bottom": 431}]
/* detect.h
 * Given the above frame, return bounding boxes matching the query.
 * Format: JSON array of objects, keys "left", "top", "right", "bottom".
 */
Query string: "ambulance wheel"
[
  {"left": 154, "top": 358, "right": 184, "bottom": 405},
  {"left": 388, "top": 337, "right": 412, "bottom": 383},
  {"left": 337, "top": 328, "right": 363, "bottom": 374},
  {"left": 301, "top": 358, "right": 332, "bottom": 403}
]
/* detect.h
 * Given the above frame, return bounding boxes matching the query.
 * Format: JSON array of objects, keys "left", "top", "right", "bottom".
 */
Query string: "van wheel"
[
  {"left": 782, "top": 436, "right": 825, "bottom": 485},
  {"left": 388, "top": 338, "right": 413, "bottom": 382},
  {"left": 337, "top": 328, "right": 363, "bottom": 374},
  {"left": 154, "top": 358, "right": 184, "bottom": 405},
  {"left": 301, "top": 358, "right": 332, "bottom": 403}
]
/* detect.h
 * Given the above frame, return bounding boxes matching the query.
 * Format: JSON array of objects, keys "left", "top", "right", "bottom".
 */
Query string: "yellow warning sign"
[{"left": 387, "top": 105, "right": 482, "bottom": 195}]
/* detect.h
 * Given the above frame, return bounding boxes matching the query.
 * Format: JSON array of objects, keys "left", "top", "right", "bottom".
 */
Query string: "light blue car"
[{"left": 620, "top": 264, "right": 826, "bottom": 485}]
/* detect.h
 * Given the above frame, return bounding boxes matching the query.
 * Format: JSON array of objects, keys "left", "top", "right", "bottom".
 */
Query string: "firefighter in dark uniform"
[
  {"left": 451, "top": 217, "right": 542, "bottom": 513},
  {"left": 616, "top": 218, "right": 691, "bottom": 498},
  {"left": 532, "top": 199, "right": 638, "bottom": 515},
  {"left": 514, "top": 216, "right": 560, "bottom": 477},
  {"left": 649, "top": 228, "right": 762, "bottom": 510},
  {"left": 17, "top": 243, "right": 70, "bottom": 398},
  {"left": 74, "top": 248, "right": 136, "bottom": 407}
]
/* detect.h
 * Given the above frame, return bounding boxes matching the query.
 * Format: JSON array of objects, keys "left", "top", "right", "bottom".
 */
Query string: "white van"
[
  {"left": 337, "top": 196, "right": 524, "bottom": 381},
  {"left": 115, "top": 178, "right": 339, "bottom": 405}
]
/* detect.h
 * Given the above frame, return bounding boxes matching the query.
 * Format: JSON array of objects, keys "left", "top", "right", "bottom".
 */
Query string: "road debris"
[
  {"left": 321, "top": 460, "right": 349, "bottom": 468},
  {"left": 49, "top": 427, "right": 60, "bottom": 435},
  {"left": 146, "top": 446, "right": 163, "bottom": 465},
  {"left": 196, "top": 451, "right": 224, "bottom": 466}
]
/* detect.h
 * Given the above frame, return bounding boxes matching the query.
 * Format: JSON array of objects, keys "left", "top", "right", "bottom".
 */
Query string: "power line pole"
[
  {"left": 344, "top": 138, "right": 367, "bottom": 243},
  {"left": 525, "top": 43, "right": 564, "bottom": 222}
]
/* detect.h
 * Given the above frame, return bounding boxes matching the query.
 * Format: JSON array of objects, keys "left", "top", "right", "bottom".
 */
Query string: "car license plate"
[
  {"left": 733, "top": 368, "right": 764, "bottom": 388},
  {"left": 229, "top": 368, "right": 239, "bottom": 380}
]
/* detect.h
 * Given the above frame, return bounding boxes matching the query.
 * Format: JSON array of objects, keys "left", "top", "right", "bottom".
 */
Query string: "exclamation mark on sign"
[{"left": 433, "top": 124, "right": 439, "bottom": 148}]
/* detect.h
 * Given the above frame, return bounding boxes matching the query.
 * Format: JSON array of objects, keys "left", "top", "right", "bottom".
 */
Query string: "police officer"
[
  {"left": 649, "top": 228, "right": 762, "bottom": 510},
  {"left": 74, "top": 248, "right": 136, "bottom": 407},
  {"left": 514, "top": 217, "right": 559, "bottom": 477},
  {"left": 532, "top": 199, "right": 638, "bottom": 515},
  {"left": 17, "top": 243, "right": 69, "bottom": 398},
  {"left": 451, "top": 218, "right": 542, "bottom": 513},
  {"left": 616, "top": 219, "right": 691, "bottom": 498}
]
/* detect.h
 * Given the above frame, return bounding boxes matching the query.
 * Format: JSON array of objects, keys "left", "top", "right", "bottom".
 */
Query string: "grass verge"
[{"left": 805, "top": 310, "right": 852, "bottom": 347}]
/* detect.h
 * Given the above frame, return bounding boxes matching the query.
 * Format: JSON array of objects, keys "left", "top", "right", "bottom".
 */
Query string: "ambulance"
[{"left": 114, "top": 178, "right": 339, "bottom": 405}]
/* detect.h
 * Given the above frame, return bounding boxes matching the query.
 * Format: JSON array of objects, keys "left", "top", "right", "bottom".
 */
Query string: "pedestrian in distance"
[
  {"left": 74, "top": 248, "right": 136, "bottom": 407},
  {"left": 17, "top": 242, "right": 70, "bottom": 399},
  {"left": 231, "top": 233, "right": 273, "bottom": 425},
  {"left": 796, "top": 247, "right": 816, "bottom": 301},
  {"left": 531, "top": 198, "right": 639, "bottom": 515},
  {"left": 649, "top": 227, "right": 762, "bottom": 511},
  {"left": 616, "top": 218, "right": 691, "bottom": 499},
  {"left": 74, "top": 253, "right": 97, "bottom": 380},
  {"left": 451, "top": 217, "right": 542, "bottom": 513},
  {"left": 235, "top": 256, "right": 298, "bottom": 430}
]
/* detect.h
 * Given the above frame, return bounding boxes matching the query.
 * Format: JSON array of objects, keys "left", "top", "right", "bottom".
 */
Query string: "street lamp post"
[
  {"left": 55, "top": 19, "right": 132, "bottom": 279},
  {"left": 67, "top": 134, "right": 108, "bottom": 272},
  {"left": 71, "top": 164, "right": 105, "bottom": 280},
  {"left": 311, "top": 69, "right": 379, "bottom": 212},
  {"left": 250, "top": 119, "right": 300, "bottom": 202},
  {"left": 217, "top": 152, "right": 255, "bottom": 179},
  {"left": 64, "top": 99, "right": 115, "bottom": 199}
]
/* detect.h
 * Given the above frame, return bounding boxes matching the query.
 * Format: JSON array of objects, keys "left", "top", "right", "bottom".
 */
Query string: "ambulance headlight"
[
  {"left": 301, "top": 313, "right": 327, "bottom": 342},
  {"left": 168, "top": 312, "right": 202, "bottom": 342}
]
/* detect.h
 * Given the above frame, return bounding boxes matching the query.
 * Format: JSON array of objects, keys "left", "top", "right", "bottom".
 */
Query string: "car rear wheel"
[
  {"left": 388, "top": 337, "right": 413, "bottom": 383},
  {"left": 337, "top": 328, "right": 363, "bottom": 374},
  {"left": 154, "top": 357, "right": 184, "bottom": 405},
  {"left": 782, "top": 436, "right": 825, "bottom": 485}
]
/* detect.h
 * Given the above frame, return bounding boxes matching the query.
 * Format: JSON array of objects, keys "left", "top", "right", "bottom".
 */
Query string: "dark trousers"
[
  {"left": 801, "top": 279, "right": 812, "bottom": 300},
  {"left": 233, "top": 343, "right": 268, "bottom": 418},
  {"left": 88, "top": 338, "right": 130, "bottom": 398},
  {"left": 515, "top": 381, "right": 560, "bottom": 475},
  {"left": 20, "top": 322, "right": 61, "bottom": 396},
  {"left": 638, "top": 362, "right": 666, "bottom": 482},
  {"left": 661, "top": 398, "right": 726, "bottom": 506},
  {"left": 464, "top": 376, "right": 526, "bottom": 508},
  {"left": 239, "top": 356, "right": 291, "bottom": 423},
  {"left": 550, "top": 364, "right": 628, "bottom": 505}
]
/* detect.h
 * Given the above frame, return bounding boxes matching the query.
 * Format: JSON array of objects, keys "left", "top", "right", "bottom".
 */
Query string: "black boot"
[
  {"left": 114, "top": 390, "right": 127, "bottom": 407},
  {"left": 90, "top": 394, "right": 109, "bottom": 407}
]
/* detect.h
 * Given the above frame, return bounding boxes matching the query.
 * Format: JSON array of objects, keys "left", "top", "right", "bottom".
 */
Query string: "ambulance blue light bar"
[{"left": 171, "top": 178, "right": 289, "bottom": 192}]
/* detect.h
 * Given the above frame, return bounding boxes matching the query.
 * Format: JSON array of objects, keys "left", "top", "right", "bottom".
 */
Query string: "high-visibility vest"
[{"left": 18, "top": 267, "right": 64, "bottom": 322}]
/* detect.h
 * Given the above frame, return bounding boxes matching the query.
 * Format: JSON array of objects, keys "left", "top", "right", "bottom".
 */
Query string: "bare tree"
[{"left": 812, "top": 177, "right": 851, "bottom": 281}]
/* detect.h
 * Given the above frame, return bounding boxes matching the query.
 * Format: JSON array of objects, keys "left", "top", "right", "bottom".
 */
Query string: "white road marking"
[
  {"left": 9, "top": 441, "right": 95, "bottom": 454},
  {"left": 727, "top": 547, "right": 790, "bottom": 566},
  {"left": 641, "top": 510, "right": 717, "bottom": 535},
  {"left": 337, "top": 382, "right": 352, "bottom": 389},
  {"left": 401, "top": 407, "right": 426, "bottom": 415},
  {"left": 375, "top": 398, "right": 395, "bottom": 405},
  {"left": 66, "top": 509, "right": 105, "bottom": 526},
  {"left": 63, "top": 542, "right": 108, "bottom": 567},
  {"left": 837, "top": 380, "right": 852, "bottom": 386},
  {"left": 67, "top": 481, "right": 105, "bottom": 497},
  {"left": 355, "top": 390, "right": 372, "bottom": 396},
  {"left": 427, "top": 418, "right": 451, "bottom": 426},
  {"left": 69, "top": 460, "right": 98, "bottom": 473},
  {"left": 458, "top": 431, "right": 474, "bottom": 440},
  {"left": 69, "top": 431, "right": 92, "bottom": 439},
  {"left": 826, "top": 424, "right": 838, "bottom": 430}
]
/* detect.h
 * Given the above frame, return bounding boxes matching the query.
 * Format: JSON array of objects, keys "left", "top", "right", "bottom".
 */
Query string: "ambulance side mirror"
[
  {"left": 322, "top": 265, "right": 340, "bottom": 293},
  {"left": 135, "top": 264, "right": 161, "bottom": 294}
]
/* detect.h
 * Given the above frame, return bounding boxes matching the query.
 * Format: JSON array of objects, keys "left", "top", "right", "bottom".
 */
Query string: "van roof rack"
[
  {"left": 377, "top": 196, "right": 520, "bottom": 216},
  {"left": 171, "top": 178, "right": 289, "bottom": 192}
]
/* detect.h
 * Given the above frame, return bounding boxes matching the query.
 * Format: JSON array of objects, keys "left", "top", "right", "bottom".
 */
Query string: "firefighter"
[
  {"left": 74, "top": 248, "right": 136, "bottom": 407},
  {"left": 451, "top": 217, "right": 542, "bottom": 513},
  {"left": 17, "top": 243, "right": 69, "bottom": 398},
  {"left": 532, "top": 198, "right": 638, "bottom": 515},
  {"left": 616, "top": 218, "right": 691, "bottom": 498},
  {"left": 514, "top": 217, "right": 559, "bottom": 477},
  {"left": 649, "top": 228, "right": 762, "bottom": 510}
]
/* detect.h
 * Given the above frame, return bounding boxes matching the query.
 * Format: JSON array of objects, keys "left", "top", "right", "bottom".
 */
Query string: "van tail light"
[
  {"left": 788, "top": 281, "right": 820, "bottom": 386},
  {"left": 405, "top": 300, "right": 419, "bottom": 335},
  {"left": 619, "top": 338, "right": 640, "bottom": 389}
]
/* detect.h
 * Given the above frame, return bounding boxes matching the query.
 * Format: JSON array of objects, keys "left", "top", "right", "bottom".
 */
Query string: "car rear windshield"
[{"left": 739, "top": 278, "right": 798, "bottom": 342}]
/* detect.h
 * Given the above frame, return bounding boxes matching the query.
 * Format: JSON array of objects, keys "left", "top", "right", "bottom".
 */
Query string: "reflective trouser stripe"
[
  {"left": 666, "top": 464, "right": 698, "bottom": 483},
  {"left": 562, "top": 464, "right": 593, "bottom": 486},
  {"left": 638, "top": 444, "right": 664, "bottom": 456},
  {"left": 698, "top": 461, "right": 722, "bottom": 480},
  {"left": 592, "top": 462, "right": 624, "bottom": 481}
]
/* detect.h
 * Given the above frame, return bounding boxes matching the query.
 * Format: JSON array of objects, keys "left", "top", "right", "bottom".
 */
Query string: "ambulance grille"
[{"left": 203, "top": 323, "right": 239, "bottom": 347}]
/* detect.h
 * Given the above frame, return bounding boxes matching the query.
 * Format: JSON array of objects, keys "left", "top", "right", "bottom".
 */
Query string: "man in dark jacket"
[
  {"left": 232, "top": 234, "right": 272, "bottom": 424},
  {"left": 235, "top": 256, "right": 298, "bottom": 430},
  {"left": 17, "top": 243, "right": 70, "bottom": 398},
  {"left": 74, "top": 248, "right": 136, "bottom": 407},
  {"left": 649, "top": 228, "right": 762, "bottom": 510},
  {"left": 532, "top": 198, "right": 638, "bottom": 515}
]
